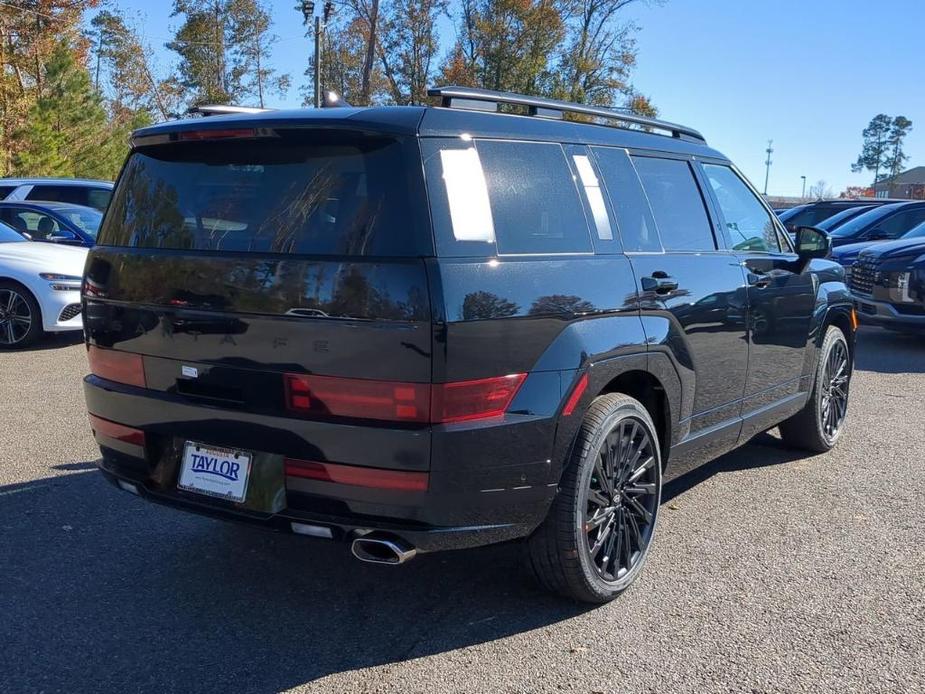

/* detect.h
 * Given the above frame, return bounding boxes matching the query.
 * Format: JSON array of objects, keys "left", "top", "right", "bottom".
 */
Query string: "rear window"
[{"left": 99, "top": 134, "right": 422, "bottom": 256}]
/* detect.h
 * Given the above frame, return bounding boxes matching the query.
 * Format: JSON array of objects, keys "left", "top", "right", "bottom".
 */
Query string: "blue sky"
[{"left": 104, "top": 0, "right": 923, "bottom": 197}]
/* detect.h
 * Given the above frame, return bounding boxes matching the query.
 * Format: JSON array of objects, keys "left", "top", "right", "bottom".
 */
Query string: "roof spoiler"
[{"left": 187, "top": 104, "right": 273, "bottom": 117}]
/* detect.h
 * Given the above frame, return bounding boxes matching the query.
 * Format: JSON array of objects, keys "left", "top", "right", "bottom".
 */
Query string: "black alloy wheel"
[
  {"left": 779, "top": 325, "right": 851, "bottom": 453},
  {"left": 582, "top": 417, "right": 659, "bottom": 583},
  {"left": 527, "top": 393, "right": 663, "bottom": 603},
  {"left": 819, "top": 337, "right": 849, "bottom": 441}
]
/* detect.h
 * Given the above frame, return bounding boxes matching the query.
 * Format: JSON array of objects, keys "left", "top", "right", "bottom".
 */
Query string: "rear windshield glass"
[{"left": 99, "top": 134, "right": 420, "bottom": 256}]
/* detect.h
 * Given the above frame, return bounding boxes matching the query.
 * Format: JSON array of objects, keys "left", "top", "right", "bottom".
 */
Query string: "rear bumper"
[
  {"left": 84, "top": 375, "right": 558, "bottom": 552},
  {"left": 853, "top": 296, "right": 925, "bottom": 331}
]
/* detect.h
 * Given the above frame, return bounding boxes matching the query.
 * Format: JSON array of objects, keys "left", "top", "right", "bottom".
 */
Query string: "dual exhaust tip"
[{"left": 351, "top": 535, "right": 417, "bottom": 565}]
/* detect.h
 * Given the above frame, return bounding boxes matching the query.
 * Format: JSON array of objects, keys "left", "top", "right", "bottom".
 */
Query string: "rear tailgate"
[{"left": 84, "top": 126, "right": 434, "bottom": 473}]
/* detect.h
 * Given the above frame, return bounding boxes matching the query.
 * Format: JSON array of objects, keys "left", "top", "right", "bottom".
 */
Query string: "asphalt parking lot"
[{"left": 1, "top": 327, "right": 923, "bottom": 694}]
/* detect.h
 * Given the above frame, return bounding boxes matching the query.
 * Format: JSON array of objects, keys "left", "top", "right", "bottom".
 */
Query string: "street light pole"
[
  {"left": 297, "top": 1, "right": 334, "bottom": 108},
  {"left": 313, "top": 14, "right": 321, "bottom": 108},
  {"left": 763, "top": 139, "right": 773, "bottom": 196},
  {"left": 801, "top": 175, "right": 806, "bottom": 199}
]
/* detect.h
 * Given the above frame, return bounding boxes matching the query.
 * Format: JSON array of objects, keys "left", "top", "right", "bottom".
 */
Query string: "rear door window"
[
  {"left": 591, "top": 147, "right": 660, "bottom": 252},
  {"left": 0, "top": 185, "right": 16, "bottom": 199},
  {"left": 632, "top": 156, "right": 716, "bottom": 252},
  {"left": 423, "top": 139, "right": 592, "bottom": 256},
  {"left": 100, "top": 134, "right": 426, "bottom": 256}
]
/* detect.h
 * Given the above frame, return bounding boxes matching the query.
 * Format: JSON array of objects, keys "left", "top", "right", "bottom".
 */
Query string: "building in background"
[{"left": 874, "top": 167, "right": 925, "bottom": 200}]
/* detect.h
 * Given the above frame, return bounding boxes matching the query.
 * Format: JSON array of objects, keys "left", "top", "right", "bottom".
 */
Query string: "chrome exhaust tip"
[{"left": 351, "top": 535, "right": 417, "bottom": 565}]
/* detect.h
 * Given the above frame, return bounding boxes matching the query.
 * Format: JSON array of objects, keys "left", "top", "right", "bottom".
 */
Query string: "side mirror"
[{"left": 795, "top": 226, "right": 831, "bottom": 260}]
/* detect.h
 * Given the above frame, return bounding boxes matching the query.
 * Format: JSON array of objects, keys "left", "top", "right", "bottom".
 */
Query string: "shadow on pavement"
[
  {"left": 6, "top": 331, "right": 84, "bottom": 353},
  {"left": 0, "top": 468, "right": 591, "bottom": 694},
  {"left": 853, "top": 326, "right": 924, "bottom": 374},
  {"left": 663, "top": 431, "right": 809, "bottom": 503}
]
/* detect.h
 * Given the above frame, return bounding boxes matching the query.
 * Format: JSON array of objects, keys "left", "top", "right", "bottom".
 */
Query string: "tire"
[
  {"left": 779, "top": 325, "right": 851, "bottom": 453},
  {"left": 526, "top": 393, "right": 663, "bottom": 603},
  {"left": 0, "top": 281, "right": 43, "bottom": 349}
]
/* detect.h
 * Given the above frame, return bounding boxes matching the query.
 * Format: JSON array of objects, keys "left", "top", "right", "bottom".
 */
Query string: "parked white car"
[
  {"left": 0, "top": 177, "right": 113, "bottom": 212},
  {"left": 0, "top": 222, "right": 87, "bottom": 347}
]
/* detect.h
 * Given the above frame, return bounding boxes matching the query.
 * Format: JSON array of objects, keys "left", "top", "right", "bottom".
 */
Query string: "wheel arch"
[
  {"left": 597, "top": 370, "right": 672, "bottom": 468},
  {"left": 553, "top": 353, "right": 680, "bottom": 478}
]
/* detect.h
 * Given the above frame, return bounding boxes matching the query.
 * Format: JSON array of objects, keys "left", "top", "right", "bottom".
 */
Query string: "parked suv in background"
[
  {"left": 848, "top": 223, "right": 925, "bottom": 332},
  {"left": 82, "top": 87, "right": 856, "bottom": 603},
  {"left": 0, "top": 178, "right": 113, "bottom": 212}
]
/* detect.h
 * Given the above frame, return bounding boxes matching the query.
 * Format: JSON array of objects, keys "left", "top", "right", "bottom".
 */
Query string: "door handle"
[
  {"left": 747, "top": 271, "right": 772, "bottom": 288},
  {"left": 641, "top": 273, "right": 679, "bottom": 294}
]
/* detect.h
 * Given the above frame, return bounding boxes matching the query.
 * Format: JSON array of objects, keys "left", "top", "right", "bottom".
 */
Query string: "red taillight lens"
[
  {"left": 561, "top": 373, "right": 589, "bottom": 416},
  {"left": 88, "top": 414, "right": 145, "bottom": 446},
  {"left": 431, "top": 374, "right": 527, "bottom": 423},
  {"left": 285, "top": 374, "right": 431, "bottom": 423},
  {"left": 283, "top": 373, "right": 527, "bottom": 424},
  {"left": 87, "top": 346, "right": 146, "bottom": 388},
  {"left": 285, "top": 458, "right": 428, "bottom": 491}
]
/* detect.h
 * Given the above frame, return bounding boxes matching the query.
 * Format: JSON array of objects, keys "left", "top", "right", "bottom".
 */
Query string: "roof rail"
[
  {"left": 188, "top": 104, "right": 272, "bottom": 117},
  {"left": 427, "top": 86, "right": 705, "bottom": 143}
]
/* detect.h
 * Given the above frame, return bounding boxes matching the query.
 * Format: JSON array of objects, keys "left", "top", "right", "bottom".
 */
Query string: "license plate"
[{"left": 178, "top": 442, "right": 252, "bottom": 503}]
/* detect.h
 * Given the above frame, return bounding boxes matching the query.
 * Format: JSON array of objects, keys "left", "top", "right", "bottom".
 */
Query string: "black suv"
[
  {"left": 82, "top": 87, "right": 856, "bottom": 603},
  {"left": 849, "top": 228, "right": 925, "bottom": 332}
]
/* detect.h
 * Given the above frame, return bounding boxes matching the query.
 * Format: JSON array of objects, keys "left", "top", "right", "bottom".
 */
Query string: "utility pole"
[
  {"left": 800, "top": 175, "right": 807, "bottom": 199},
  {"left": 763, "top": 139, "right": 773, "bottom": 196},
  {"left": 298, "top": 1, "right": 334, "bottom": 108}
]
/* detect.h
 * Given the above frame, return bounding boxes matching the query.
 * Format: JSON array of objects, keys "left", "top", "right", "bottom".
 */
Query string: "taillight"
[
  {"left": 285, "top": 374, "right": 431, "bottom": 423},
  {"left": 87, "top": 346, "right": 146, "bottom": 388},
  {"left": 285, "top": 458, "right": 428, "bottom": 491},
  {"left": 431, "top": 374, "right": 526, "bottom": 423},
  {"left": 88, "top": 414, "right": 145, "bottom": 446},
  {"left": 283, "top": 373, "right": 527, "bottom": 424}
]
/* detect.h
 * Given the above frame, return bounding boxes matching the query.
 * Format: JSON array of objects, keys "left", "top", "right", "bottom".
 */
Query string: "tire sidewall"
[{"left": 572, "top": 397, "right": 663, "bottom": 599}]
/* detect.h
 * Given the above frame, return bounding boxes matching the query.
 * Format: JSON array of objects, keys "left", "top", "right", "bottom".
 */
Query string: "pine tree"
[
  {"left": 168, "top": 0, "right": 288, "bottom": 108},
  {"left": 228, "top": 0, "right": 290, "bottom": 108},
  {"left": 378, "top": 0, "right": 448, "bottom": 104},
  {"left": 852, "top": 114, "right": 894, "bottom": 185},
  {"left": 91, "top": 9, "right": 177, "bottom": 120},
  {"left": 885, "top": 116, "right": 913, "bottom": 182},
  {"left": 13, "top": 42, "right": 122, "bottom": 179}
]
